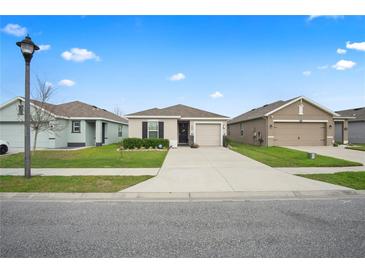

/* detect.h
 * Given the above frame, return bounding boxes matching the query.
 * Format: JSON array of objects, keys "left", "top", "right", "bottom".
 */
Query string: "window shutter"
[
  {"left": 142, "top": 122, "right": 147, "bottom": 139},
  {"left": 158, "top": 121, "right": 164, "bottom": 139}
]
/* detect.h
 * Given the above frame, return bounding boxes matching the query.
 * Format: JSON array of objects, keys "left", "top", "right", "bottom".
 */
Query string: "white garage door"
[
  {"left": 195, "top": 123, "right": 221, "bottom": 146},
  {"left": 0, "top": 123, "right": 25, "bottom": 147},
  {"left": 0, "top": 123, "right": 51, "bottom": 148},
  {"left": 274, "top": 122, "right": 326, "bottom": 146}
]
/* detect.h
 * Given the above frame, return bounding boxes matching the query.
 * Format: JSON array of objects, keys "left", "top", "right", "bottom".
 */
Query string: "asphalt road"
[{"left": 1, "top": 198, "right": 365, "bottom": 257}]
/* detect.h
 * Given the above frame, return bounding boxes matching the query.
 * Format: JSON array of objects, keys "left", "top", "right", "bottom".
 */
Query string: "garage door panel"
[
  {"left": 0, "top": 123, "right": 51, "bottom": 148},
  {"left": 195, "top": 124, "right": 221, "bottom": 146},
  {"left": 274, "top": 122, "right": 326, "bottom": 146}
]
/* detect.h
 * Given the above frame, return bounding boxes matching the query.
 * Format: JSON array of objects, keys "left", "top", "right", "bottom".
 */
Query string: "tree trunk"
[{"left": 33, "top": 129, "right": 38, "bottom": 152}]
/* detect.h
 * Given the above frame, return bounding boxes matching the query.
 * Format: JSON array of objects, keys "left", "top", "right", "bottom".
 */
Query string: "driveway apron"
[{"left": 122, "top": 147, "right": 350, "bottom": 193}]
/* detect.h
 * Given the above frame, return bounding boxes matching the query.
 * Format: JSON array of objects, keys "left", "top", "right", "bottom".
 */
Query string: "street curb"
[{"left": 0, "top": 189, "right": 363, "bottom": 202}]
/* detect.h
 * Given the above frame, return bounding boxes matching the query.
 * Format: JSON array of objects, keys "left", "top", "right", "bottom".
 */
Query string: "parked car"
[{"left": 0, "top": 140, "right": 9, "bottom": 155}]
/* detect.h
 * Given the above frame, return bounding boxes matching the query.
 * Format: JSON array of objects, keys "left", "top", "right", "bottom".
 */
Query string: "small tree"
[
  {"left": 113, "top": 105, "right": 124, "bottom": 117},
  {"left": 30, "top": 78, "right": 64, "bottom": 151}
]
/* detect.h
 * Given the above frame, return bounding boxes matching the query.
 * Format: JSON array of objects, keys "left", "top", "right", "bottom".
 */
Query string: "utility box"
[{"left": 308, "top": 152, "right": 316, "bottom": 160}]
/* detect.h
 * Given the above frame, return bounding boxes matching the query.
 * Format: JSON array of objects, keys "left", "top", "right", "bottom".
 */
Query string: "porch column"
[
  {"left": 343, "top": 120, "right": 349, "bottom": 144},
  {"left": 95, "top": 120, "right": 103, "bottom": 146}
]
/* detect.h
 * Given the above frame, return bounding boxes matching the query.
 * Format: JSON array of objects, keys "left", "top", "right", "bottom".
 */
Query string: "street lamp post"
[{"left": 16, "top": 36, "right": 39, "bottom": 178}]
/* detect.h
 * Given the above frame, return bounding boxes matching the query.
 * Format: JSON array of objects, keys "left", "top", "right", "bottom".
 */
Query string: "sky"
[{"left": 0, "top": 15, "right": 364, "bottom": 117}]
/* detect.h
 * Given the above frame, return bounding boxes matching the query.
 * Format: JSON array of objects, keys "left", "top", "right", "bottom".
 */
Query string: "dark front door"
[
  {"left": 178, "top": 121, "right": 189, "bottom": 144},
  {"left": 102, "top": 123, "right": 106, "bottom": 144}
]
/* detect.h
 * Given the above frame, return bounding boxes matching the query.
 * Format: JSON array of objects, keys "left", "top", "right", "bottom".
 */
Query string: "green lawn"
[
  {"left": 298, "top": 172, "right": 365, "bottom": 190},
  {"left": 0, "top": 144, "right": 167, "bottom": 168},
  {"left": 0, "top": 175, "right": 152, "bottom": 192},
  {"left": 346, "top": 144, "right": 365, "bottom": 152},
  {"left": 228, "top": 142, "right": 362, "bottom": 167}
]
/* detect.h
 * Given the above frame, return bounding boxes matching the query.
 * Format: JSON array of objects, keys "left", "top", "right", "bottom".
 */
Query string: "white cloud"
[
  {"left": 317, "top": 65, "right": 329, "bottom": 70},
  {"left": 169, "top": 72, "right": 186, "bottom": 81},
  {"left": 38, "top": 44, "right": 51, "bottom": 52},
  {"left": 307, "top": 15, "right": 344, "bottom": 21},
  {"left": 336, "top": 48, "right": 347, "bottom": 55},
  {"left": 332, "top": 60, "right": 356, "bottom": 71},
  {"left": 210, "top": 91, "right": 224, "bottom": 99},
  {"left": 1, "top": 23, "right": 27, "bottom": 37},
  {"left": 302, "top": 70, "right": 312, "bottom": 76},
  {"left": 61, "top": 48, "right": 100, "bottom": 62},
  {"left": 346, "top": 41, "right": 365, "bottom": 52},
  {"left": 58, "top": 79, "right": 75, "bottom": 87}
]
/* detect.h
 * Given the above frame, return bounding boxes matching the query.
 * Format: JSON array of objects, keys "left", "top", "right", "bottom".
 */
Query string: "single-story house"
[
  {"left": 335, "top": 107, "right": 365, "bottom": 144},
  {"left": 0, "top": 96, "right": 128, "bottom": 148},
  {"left": 228, "top": 96, "right": 341, "bottom": 146},
  {"left": 126, "top": 104, "right": 229, "bottom": 147}
]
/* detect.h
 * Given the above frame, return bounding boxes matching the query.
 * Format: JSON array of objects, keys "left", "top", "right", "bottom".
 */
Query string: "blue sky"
[{"left": 0, "top": 16, "right": 364, "bottom": 117}]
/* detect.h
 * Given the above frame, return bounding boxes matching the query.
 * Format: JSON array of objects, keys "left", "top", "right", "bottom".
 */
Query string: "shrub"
[
  {"left": 122, "top": 138, "right": 143, "bottom": 149},
  {"left": 144, "top": 138, "right": 169, "bottom": 149},
  {"left": 122, "top": 138, "right": 169, "bottom": 149}
]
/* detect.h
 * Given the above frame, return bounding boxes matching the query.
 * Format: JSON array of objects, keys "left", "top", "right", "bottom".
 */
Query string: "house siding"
[
  {"left": 228, "top": 118, "right": 267, "bottom": 146},
  {"left": 128, "top": 118, "right": 178, "bottom": 145}
]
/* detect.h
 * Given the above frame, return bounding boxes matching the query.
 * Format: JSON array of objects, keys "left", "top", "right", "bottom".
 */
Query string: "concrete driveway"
[
  {"left": 285, "top": 146, "right": 365, "bottom": 165},
  {"left": 123, "top": 147, "right": 350, "bottom": 193}
]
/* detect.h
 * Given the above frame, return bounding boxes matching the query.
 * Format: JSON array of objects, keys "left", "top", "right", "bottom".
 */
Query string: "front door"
[{"left": 178, "top": 121, "right": 189, "bottom": 144}]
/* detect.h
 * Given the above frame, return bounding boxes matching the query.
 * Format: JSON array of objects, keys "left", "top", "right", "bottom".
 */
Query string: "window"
[
  {"left": 118, "top": 125, "right": 123, "bottom": 137},
  {"left": 240, "top": 123, "right": 244, "bottom": 136},
  {"left": 299, "top": 103, "right": 304, "bottom": 115},
  {"left": 18, "top": 104, "right": 24, "bottom": 115},
  {"left": 72, "top": 120, "right": 81, "bottom": 133},
  {"left": 148, "top": 121, "right": 159, "bottom": 138}
]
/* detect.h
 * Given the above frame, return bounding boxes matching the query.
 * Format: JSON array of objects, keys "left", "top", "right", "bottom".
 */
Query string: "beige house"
[
  {"left": 126, "top": 104, "right": 229, "bottom": 147},
  {"left": 228, "top": 96, "right": 344, "bottom": 146}
]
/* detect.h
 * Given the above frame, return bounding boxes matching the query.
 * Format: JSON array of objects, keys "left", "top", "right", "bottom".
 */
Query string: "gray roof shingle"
[
  {"left": 336, "top": 107, "right": 365, "bottom": 121},
  {"left": 30, "top": 99, "right": 127, "bottom": 123},
  {"left": 127, "top": 104, "right": 228, "bottom": 118},
  {"left": 228, "top": 99, "right": 292, "bottom": 124}
]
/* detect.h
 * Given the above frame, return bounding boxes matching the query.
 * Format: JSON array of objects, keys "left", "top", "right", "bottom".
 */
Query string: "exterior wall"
[
  {"left": 267, "top": 99, "right": 335, "bottom": 146},
  {"left": 228, "top": 118, "right": 267, "bottom": 146},
  {"left": 105, "top": 121, "right": 128, "bottom": 144},
  {"left": 67, "top": 119, "right": 86, "bottom": 146},
  {"left": 85, "top": 121, "right": 96, "bottom": 146},
  {"left": 128, "top": 118, "right": 178, "bottom": 146},
  {"left": 0, "top": 100, "right": 67, "bottom": 148}
]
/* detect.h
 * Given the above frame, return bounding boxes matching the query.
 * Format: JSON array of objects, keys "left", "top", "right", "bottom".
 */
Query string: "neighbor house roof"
[
  {"left": 126, "top": 104, "right": 228, "bottom": 119},
  {"left": 229, "top": 96, "right": 339, "bottom": 124},
  {"left": 1, "top": 97, "right": 127, "bottom": 124},
  {"left": 336, "top": 107, "right": 365, "bottom": 121}
]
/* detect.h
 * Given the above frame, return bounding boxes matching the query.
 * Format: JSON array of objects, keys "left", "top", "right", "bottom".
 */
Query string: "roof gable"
[{"left": 229, "top": 96, "right": 338, "bottom": 124}]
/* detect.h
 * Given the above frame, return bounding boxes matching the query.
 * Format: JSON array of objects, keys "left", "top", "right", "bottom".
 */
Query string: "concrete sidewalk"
[
  {"left": 286, "top": 146, "right": 365, "bottom": 165},
  {"left": 276, "top": 166, "right": 365, "bottom": 174},
  {"left": 0, "top": 168, "right": 159, "bottom": 176}
]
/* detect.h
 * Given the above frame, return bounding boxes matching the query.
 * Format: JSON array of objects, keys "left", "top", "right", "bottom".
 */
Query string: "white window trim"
[
  {"left": 147, "top": 120, "right": 159, "bottom": 139},
  {"left": 72, "top": 120, "right": 81, "bottom": 133},
  {"left": 193, "top": 121, "right": 224, "bottom": 146}
]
